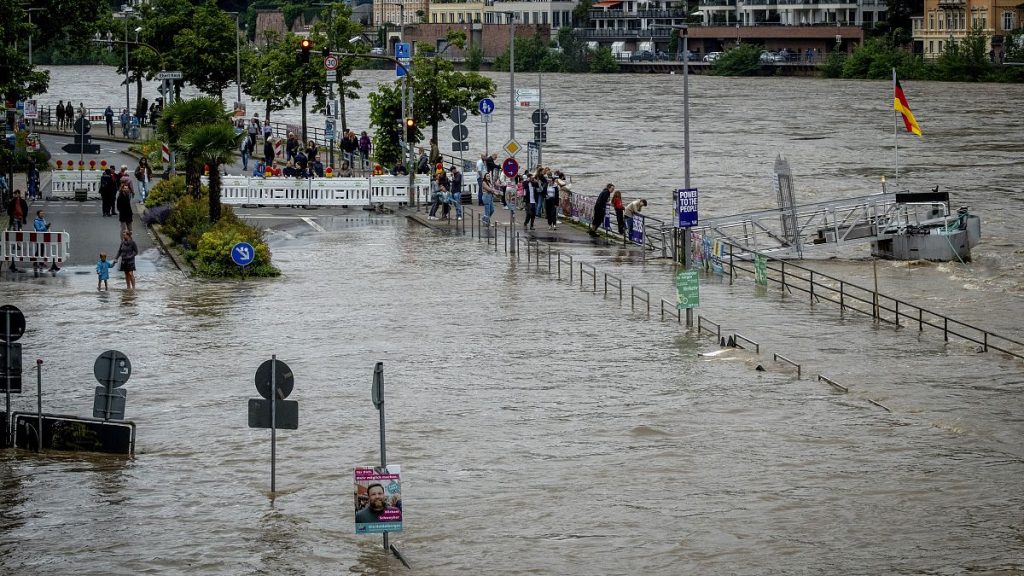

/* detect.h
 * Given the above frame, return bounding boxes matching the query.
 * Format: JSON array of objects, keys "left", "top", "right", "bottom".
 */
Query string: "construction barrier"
[
  {"left": 203, "top": 174, "right": 438, "bottom": 207},
  {"left": 50, "top": 170, "right": 103, "bottom": 199},
  {"left": 1, "top": 230, "right": 70, "bottom": 266}
]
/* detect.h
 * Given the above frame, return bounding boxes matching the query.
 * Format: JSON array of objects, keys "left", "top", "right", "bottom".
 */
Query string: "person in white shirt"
[{"left": 475, "top": 153, "right": 486, "bottom": 206}]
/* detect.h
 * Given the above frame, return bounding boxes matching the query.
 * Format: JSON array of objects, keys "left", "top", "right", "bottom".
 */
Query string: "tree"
[
  {"left": 589, "top": 47, "right": 619, "bottom": 73},
  {"left": 410, "top": 31, "right": 496, "bottom": 145},
  {"left": 366, "top": 82, "right": 406, "bottom": 169},
  {"left": 172, "top": 2, "right": 239, "bottom": 99},
  {"left": 309, "top": 2, "right": 366, "bottom": 132},
  {"left": 713, "top": 43, "right": 762, "bottom": 76},
  {"left": 157, "top": 97, "right": 229, "bottom": 199},
  {"left": 0, "top": 0, "right": 48, "bottom": 103},
  {"left": 243, "top": 32, "right": 330, "bottom": 123},
  {"left": 176, "top": 123, "right": 242, "bottom": 223}
]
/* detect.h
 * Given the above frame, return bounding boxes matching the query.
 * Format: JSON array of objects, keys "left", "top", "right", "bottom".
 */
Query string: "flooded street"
[{"left": 0, "top": 67, "right": 1021, "bottom": 574}]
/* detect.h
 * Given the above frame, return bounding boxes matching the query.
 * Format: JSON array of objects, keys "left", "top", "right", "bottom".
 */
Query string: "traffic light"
[
  {"left": 404, "top": 117, "right": 416, "bottom": 141},
  {"left": 299, "top": 38, "right": 312, "bottom": 63},
  {"left": 322, "top": 47, "right": 330, "bottom": 59}
]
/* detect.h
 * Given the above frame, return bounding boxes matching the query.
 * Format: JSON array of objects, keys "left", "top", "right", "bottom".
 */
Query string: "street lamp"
[
  {"left": 26, "top": 7, "right": 43, "bottom": 66},
  {"left": 655, "top": 23, "right": 693, "bottom": 325},
  {"left": 114, "top": 7, "right": 141, "bottom": 118},
  {"left": 225, "top": 11, "right": 243, "bottom": 105}
]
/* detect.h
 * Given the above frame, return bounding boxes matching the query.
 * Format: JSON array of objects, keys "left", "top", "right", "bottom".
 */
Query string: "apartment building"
[{"left": 912, "top": 0, "right": 1021, "bottom": 59}]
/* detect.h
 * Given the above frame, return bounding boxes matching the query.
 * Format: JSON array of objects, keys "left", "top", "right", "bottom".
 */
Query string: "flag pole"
[{"left": 892, "top": 68, "right": 899, "bottom": 189}]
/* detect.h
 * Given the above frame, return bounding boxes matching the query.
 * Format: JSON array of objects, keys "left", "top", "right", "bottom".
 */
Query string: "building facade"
[
  {"left": 697, "top": 0, "right": 887, "bottom": 27},
  {"left": 912, "top": 0, "right": 1022, "bottom": 59}
]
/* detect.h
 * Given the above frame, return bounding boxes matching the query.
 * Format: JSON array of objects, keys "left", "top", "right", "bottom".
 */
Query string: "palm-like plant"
[
  {"left": 175, "top": 123, "right": 242, "bottom": 223},
  {"left": 157, "top": 97, "right": 231, "bottom": 197}
]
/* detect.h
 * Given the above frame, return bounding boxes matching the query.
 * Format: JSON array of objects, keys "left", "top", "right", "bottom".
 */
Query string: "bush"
[
  {"left": 145, "top": 175, "right": 206, "bottom": 208},
  {"left": 192, "top": 214, "right": 280, "bottom": 278},
  {"left": 162, "top": 194, "right": 212, "bottom": 249},
  {"left": 142, "top": 204, "right": 172, "bottom": 226}
]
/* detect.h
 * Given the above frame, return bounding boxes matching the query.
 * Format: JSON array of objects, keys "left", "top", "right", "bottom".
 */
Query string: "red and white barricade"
[{"left": 1, "top": 230, "right": 70, "bottom": 266}]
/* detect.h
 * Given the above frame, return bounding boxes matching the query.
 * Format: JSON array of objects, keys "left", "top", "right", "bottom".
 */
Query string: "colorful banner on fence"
[{"left": 354, "top": 465, "right": 403, "bottom": 534}]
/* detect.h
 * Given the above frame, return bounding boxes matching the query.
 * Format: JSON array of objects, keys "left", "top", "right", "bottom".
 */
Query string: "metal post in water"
[
  {"left": 35, "top": 359, "right": 42, "bottom": 452},
  {"left": 271, "top": 354, "right": 277, "bottom": 494}
]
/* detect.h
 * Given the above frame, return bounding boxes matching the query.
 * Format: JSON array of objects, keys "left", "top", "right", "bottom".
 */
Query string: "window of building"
[
  {"left": 929, "top": 40, "right": 934, "bottom": 53},
  {"left": 928, "top": 12, "right": 934, "bottom": 31},
  {"left": 1003, "top": 11, "right": 1014, "bottom": 31},
  {"left": 554, "top": 11, "right": 560, "bottom": 27}
]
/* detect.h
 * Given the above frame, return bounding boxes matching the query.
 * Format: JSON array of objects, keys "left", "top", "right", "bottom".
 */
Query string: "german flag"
[{"left": 894, "top": 80, "right": 922, "bottom": 137}]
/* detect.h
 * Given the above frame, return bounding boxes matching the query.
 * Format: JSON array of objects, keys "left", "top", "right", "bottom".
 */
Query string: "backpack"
[{"left": 546, "top": 185, "right": 557, "bottom": 199}]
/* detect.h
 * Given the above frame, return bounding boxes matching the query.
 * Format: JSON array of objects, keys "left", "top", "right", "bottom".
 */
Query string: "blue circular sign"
[
  {"left": 479, "top": 98, "right": 495, "bottom": 115},
  {"left": 502, "top": 157, "right": 519, "bottom": 178},
  {"left": 231, "top": 242, "right": 256, "bottom": 266}
]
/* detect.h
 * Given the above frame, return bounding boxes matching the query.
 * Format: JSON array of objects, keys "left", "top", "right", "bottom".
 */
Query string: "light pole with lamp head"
[
  {"left": 655, "top": 23, "right": 693, "bottom": 325},
  {"left": 26, "top": 7, "right": 43, "bottom": 66},
  {"left": 225, "top": 11, "right": 243, "bottom": 106}
]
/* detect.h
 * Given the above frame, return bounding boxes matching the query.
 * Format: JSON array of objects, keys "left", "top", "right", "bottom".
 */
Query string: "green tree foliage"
[
  {"left": 410, "top": 31, "right": 496, "bottom": 144},
  {"left": 465, "top": 47, "right": 484, "bottom": 71},
  {"left": 493, "top": 34, "right": 556, "bottom": 72},
  {"left": 932, "top": 26, "right": 992, "bottom": 81},
  {"left": 243, "top": 32, "right": 330, "bottom": 122},
  {"left": 556, "top": 28, "right": 593, "bottom": 73},
  {"left": 308, "top": 2, "right": 367, "bottom": 132},
  {"left": 589, "top": 47, "right": 620, "bottom": 73},
  {"left": 837, "top": 37, "right": 927, "bottom": 79},
  {"left": 366, "top": 82, "right": 405, "bottom": 169},
  {"left": 0, "top": 0, "right": 49, "bottom": 102},
  {"left": 176, "top": 122, "right": 242, "bottom": 223},
  {"left": 713, "top": 43, "right": 762, "bottom": 76},
  {"left": 574, "top": 0, "right": 594, "bottom": 27},
  {"left": 172, "top": 2, "right": 240, "bottom": 99},
  {"left": 157, "top": 97, "right": 230, "bottom": 199}
]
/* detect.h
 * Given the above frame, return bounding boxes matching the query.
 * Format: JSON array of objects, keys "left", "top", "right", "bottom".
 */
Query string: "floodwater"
[{"left": 0, "top": 67, "right": 1021, "bottom": 575}]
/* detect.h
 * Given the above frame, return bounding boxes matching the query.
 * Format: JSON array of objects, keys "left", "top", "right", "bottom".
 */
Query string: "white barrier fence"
[
  {"left": 1, "top": 231, "right": 70, "bottom": 265},
  {"left": 203, "top": 173, "right": 482, "bottom": 207},
  {"left": 50, "top": 171, "right": 103, "bottom": 199}
]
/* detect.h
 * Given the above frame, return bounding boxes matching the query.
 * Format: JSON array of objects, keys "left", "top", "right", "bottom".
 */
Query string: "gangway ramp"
[{"left": 694, "top": 192, "right": 926, "bottom": 257}]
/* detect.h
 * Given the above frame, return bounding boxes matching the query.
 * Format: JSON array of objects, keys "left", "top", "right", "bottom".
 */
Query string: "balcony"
[{"left": 588, "top": 9, "right": 690, "bottom": 18}]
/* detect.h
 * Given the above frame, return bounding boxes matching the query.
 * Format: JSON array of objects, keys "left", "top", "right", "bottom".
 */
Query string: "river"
[{"left": 0, "top": 66, "right": 1021, "bottom": 575}]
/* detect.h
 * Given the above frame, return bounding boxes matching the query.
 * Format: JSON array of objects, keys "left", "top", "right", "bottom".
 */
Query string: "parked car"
[
  {"left": 759, "top": 50, "right": 783, "bottom": 64},
  {"left": 370, "top": 47, "right": 385, "bottom": 55},
  {"left": 632, "top": 50, "right": 656, "bottom": 61},
  {"left": 703, "top": 51, "right": 722, "bottom": 63}
]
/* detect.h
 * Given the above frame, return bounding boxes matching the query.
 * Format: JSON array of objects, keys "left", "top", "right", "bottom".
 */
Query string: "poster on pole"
[
  {"left": 676, "top": 270, "right": 700, "bottom": 309},
  {"left": 353, "top": 465, "right": 403, "bottom": 534},
  {"left": 675, "top": 188, "right": 698, "bottom": 228},
  {"left": 23, "top": 100, "right": 38, "bottom": 120}
]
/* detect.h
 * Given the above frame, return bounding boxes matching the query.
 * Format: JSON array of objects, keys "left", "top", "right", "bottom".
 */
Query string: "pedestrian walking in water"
[
  {"left": 590, "top": 183, "right": 613, "bottom": 237},
  {"left": 113, "top": 230, "right": 138, "bottom": 290},
  {"left": 96, "top": 252, "right": 111, "bottom": 291}
]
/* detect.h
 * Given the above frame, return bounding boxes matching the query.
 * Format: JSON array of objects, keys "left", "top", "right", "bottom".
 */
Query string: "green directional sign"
[{"left": 676, "top": 270, "right": 699, "bottom": 310}]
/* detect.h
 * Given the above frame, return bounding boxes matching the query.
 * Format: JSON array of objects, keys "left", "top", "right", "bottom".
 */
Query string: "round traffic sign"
[
  {"left": 255, "top": 359, "right": 294, "bottom": 400},
  {"left": 531, "top": 108, "right": 549, "bottom": 125},
  {"left": 324, "top": 55, "right": 339, "bottom": 70},
  {"left": 231, "top": 242, "right": 256, "bottom": 266},
  {"left": 502, "top": 157, "right": 519, "bottom": 178},
  {"left": 73, "top": 117, "right": 91, "bottom": 135},
  {"left": 479, "top": 98, "right": 495, "bottom": 115},
  {"left": 94, "top": 350, "right": 131, "bottom": 388},
  {"left": 451, "top": 124, "right": 469, "bottom": 142},
  {"left": 450, "top": 106, "right": 468, "bottom": 124},
  {"left": 0, "top": 305, "right": 25, "bottom": 343}
]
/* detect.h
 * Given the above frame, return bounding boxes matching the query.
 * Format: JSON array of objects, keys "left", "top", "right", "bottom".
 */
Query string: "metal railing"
[{"left": 725, "top": 251, "right": 1024, "bottom": 360}]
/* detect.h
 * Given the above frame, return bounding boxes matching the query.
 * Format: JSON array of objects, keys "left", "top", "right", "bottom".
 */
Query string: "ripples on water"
[
  {"left": 1, "top": 67, "right": 1020, "bottom": 574},
  {"left": 0, "top": 216, "right": 1021, "bottom": 574}
]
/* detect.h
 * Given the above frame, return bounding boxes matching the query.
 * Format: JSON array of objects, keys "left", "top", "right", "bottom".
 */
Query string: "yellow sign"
[{"left": 503, "top": 140, "right": 521, "bottom": 157}]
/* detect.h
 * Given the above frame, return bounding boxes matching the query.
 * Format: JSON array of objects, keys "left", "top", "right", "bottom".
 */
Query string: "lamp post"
[
  {"left": 226, "top": 12, "right": 243, "bottom": 105},
  {"left": 114, "top": 7, "right": 141, "bottom": 118},
  {"left": 26, "top": 8, "right": 43, "bottom": 66}
]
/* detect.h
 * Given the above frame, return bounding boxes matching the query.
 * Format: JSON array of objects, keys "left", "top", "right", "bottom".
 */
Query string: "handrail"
[
  {"left": 660, "top": 298, "right": 682, "bottom": 323},
  {"left": 772, "top": 353, "right": 801, "bottom": 378},
  {"left": 697, "top": 316, "right": 721, "bottom": 340},
  {"left": 604, "top": 273, "right": 623, "bottom": 301},
  {"left": 579, "top": 262, "right": 597, "bottom": 292},
  {"left": 630, "top": 286, "right": 650, "bottom": 317},
  {"left": 732, "top": 333, "right": 760, "bottom": 354},
  {"left": 817, "top": 374, "right": 847, "bottom": 393},
  {"left": 722, "top": 248, "right": 1024, "bottom": 360}
]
